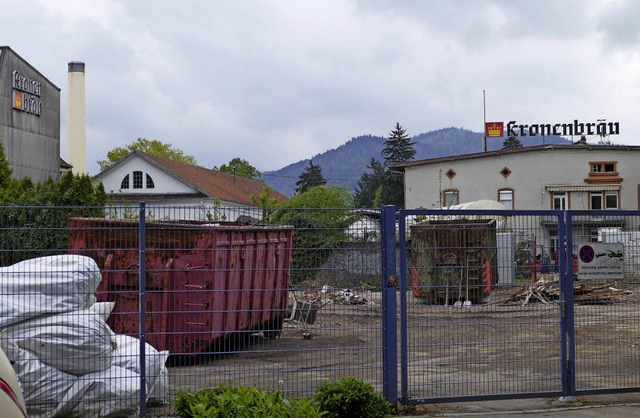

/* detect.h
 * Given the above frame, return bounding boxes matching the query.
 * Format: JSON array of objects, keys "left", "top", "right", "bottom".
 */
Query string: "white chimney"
[{"left": 67, "top": 61, "right": 86, "bottom": 174}]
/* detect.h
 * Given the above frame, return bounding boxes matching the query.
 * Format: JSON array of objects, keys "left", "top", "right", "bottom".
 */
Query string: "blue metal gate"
[{"left": 381, "top": 206, "right": 640, "bottom": 405}]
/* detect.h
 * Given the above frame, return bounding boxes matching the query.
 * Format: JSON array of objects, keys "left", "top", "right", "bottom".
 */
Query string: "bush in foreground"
[
  {"left": 314, "top": 376, "right": 394, "bottom": 418},
  {"left": 174, "top": 385, "right": 324, "bottom": 418}
]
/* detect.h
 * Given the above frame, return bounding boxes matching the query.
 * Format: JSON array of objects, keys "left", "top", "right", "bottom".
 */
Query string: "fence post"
[
  {"left": 139, "top": 202, "right": 147, "bottom": 417},
  {"left": 559, "top": 211, "right": 576, "bottom": 401},
  {"left": 381, "top": 205, "right": 398, "bottom": 405}
]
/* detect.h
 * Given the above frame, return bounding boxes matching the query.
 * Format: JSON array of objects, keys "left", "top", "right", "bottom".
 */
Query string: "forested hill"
[{"left": 261, "top": 127, "right": 570, "bottom": 197}]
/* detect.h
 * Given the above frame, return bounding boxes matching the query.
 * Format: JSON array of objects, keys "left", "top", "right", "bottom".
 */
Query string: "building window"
[
  {"left": 591, "top": 162, "right": 616, "bottom": 174},
  {"left": 120, "top": 174, "right": 130, "bottom": 189},
  {"left": 445, "top": 169, "right": 456, "bottom": 180},
  {"left": 146, "top": 174, "right": 155, "bottom": 189},
  {"left": 500, "top": 167, "right": 512, "bottom": 179},
  {"left": 605, "top": 191, "right": 618, "bottom": 209},
  {"left": 498, "top": 188, "right": 514, "bottom": 209},
  {"left": 552, "top": 192, "right": 567, "bottom": 210},
  {"left": 586, "top": 160, "right": 622, "bottom": 185},
  {"left": 133, "top": 171, "right": 143, "bottom": 189},
  {"left": 442, "top": 189, "right": 459, "bottom": 207},
  {"left": 590, "top": 191, "right": 619, "bottom": 210}
]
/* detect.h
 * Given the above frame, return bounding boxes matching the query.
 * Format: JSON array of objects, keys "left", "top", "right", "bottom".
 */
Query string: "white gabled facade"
[
  {"left": 94, "top": 152, "right": 288, "bottom": 222},
  {"left": 99, "top": 155, "right": 196, "bottom": 197}
]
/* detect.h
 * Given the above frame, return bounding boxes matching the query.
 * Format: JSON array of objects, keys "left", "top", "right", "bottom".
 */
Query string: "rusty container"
[
  {"left": 68, "top": 217, "right": 293, "bottom": 356},
  {"left": 409, "top": 218, "right": 498, "bottom": 304}
]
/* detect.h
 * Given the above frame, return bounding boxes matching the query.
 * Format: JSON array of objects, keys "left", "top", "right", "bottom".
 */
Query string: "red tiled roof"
[{"left": 141, "top": 152, "right": 288, "bottom": 205}]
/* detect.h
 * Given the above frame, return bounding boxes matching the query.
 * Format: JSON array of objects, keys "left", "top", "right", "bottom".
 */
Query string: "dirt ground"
[{"left": 148, "top": 284, "right": 640, "bottom": 416}]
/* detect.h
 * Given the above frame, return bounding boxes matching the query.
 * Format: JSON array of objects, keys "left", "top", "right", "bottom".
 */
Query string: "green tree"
[
  {"left": 379, "top": 122, "right": 415, "bottom": 208},
  {"left": 0, "top": 143, "right": 107, "bottom": 265},
  {"left": 502, "top": 135, "right": 523, "bottom": 149},
  {"left": 295, "top": 159, "right": 326, "bottom": 194},
  {"left": 381, "top": 122, "right": 415, "bottom": 166},
  {"left": 272, "top": 186, "right": 351, "bottom": 283},
  {"left": 353, "top": 158, "right": 385, "bottom": 208},
  {"left": 216, "top": 157, "right": 262, "bottom": 180},
  {"left": 0, "top": 142, "right": 12, "bottom": 188},
  {"left": 97, "top": 138, "right": 198, "bottom": 171},
  {"left": 250, "top": 186, "right": 281, "bottom": 219},
  {"left": 0, "top": 174, "right": 107, "bottom": 266}
]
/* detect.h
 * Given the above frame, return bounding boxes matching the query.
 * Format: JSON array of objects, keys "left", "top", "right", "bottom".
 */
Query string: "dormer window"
[
  {"left": 146, "top": 174, "right": 155, "bottom": 189},
  {"left": 133, "top": 171, "right": 143, "bottom": 189},
  {"left": 120, "top": 171, "right": 155, "bottom": 189}
]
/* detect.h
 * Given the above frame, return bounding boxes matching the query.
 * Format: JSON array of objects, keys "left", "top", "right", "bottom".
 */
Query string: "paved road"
[{"left": 408, "top": 393, "right": 640, "bottom": 417}]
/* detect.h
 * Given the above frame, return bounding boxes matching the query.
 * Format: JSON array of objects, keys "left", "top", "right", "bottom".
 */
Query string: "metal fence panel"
[
  {"left": 0, "top": 204, "right": 386, "bottom": 417},
  {"left": 569, "top": 211, "right": 640, "bottom": 395},
  {"left": 396, "top": 208, "right": 640, "bottom": 404},
  {"left": 397, "top": 209, "right": 565, "bottom": 403}
]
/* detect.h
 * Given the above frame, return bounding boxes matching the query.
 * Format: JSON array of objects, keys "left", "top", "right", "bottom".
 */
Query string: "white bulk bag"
[
  {"left": 0, "top": 255, "right": 102, "bottom": 327},
  {"left": 1, "top": 307, "right": 116, "bottom": 376}
]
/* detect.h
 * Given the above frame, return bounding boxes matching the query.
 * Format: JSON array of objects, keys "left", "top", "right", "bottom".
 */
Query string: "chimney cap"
[{"left": 68, "top": 61, "right": 85, "bottom": 73}]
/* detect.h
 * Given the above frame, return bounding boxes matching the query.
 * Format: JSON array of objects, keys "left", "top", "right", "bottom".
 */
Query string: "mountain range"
[{"left": 261, "top": 127, "right": 571, "bottom": 197}]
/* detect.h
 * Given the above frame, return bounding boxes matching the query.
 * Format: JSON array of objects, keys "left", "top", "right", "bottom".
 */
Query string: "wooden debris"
[{"left": 491, "top": 276, "right": 632, "bottom": 305}]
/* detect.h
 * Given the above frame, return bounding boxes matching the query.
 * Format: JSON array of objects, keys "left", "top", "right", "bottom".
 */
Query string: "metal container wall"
[
  {"left": 409, "top": 218, "right": 498, "bottom": 304},
  {"left": 68, "top": 218, "right": 293, "bottom": 355}
]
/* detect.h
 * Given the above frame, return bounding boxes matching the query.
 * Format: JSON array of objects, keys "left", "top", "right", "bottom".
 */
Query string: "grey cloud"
[{"left": 596, "top": 0, "right": 640, "bottom": 48}]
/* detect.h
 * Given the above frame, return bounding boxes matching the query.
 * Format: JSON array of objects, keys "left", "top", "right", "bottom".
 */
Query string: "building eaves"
[
  {"left": 140, "top": 153, "right": 288, "bottom": 206},
  {"left": 390, "top": 143, "right": 640, "bottom": 170}
]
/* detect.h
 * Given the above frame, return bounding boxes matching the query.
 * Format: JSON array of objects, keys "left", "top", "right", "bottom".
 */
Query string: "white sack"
[
  {"left": 1, "top": 307, "right": 116, "bottom": 376},
  {"left": 54, "top": 366, "right": 140, "bottom": 418},
  {"left": 0, "top": 255, "right": 102, "bottom": 327},
  {"left": 0, "top": 338, "right": 78, "bottom": 418},
  {"left": 87, "top": 301, "right": 116, "bottom": 322},
  {"left": 112, "top": 334, "right": 169, "bottom": 403}
]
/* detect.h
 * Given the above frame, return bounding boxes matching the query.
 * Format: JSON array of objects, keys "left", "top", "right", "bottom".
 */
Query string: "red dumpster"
[{"left": 68, "top": 217, "right": 293, "bottom": 356}]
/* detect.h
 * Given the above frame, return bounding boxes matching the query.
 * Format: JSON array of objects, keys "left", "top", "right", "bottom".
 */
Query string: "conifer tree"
[
  {"left": 354, "top": 158, "right": 385, "bottom": 208},
  {"left": 295, "top": 160, "right": 326, "bottom": 194},
  {"left": 381, "top": 122, "right": 416, "bottom": 165},
  {"left": 379, "top": 123, "right": 415, "bottom": 208},
  {"left": 502, "top": 135, "right": 523, "bottom": 149}
]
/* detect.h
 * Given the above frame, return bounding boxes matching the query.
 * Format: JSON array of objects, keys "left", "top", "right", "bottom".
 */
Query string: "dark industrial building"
[{"left": 0, "top": 46, "right": 61, "bottom": 182}]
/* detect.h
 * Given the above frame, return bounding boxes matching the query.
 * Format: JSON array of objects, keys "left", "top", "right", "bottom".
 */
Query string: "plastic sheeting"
[
  {"left": 0, "top": 255, "right": 169, "bottom": 417},
  {"left": 2, "top": 308, "right": 115, "bottom": 376},
  {"left": 0, "top": 255, "right": 101, "bottom": 328}
]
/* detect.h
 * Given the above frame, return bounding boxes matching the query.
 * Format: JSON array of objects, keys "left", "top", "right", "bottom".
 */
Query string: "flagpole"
[{"left": 483, "top": 90, "right": 487, "bottom": 152}]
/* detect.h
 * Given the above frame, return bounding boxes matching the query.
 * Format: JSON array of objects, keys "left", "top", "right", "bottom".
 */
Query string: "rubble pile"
[{"left": 493, "top": 274, "right": 632, "bottom": 305}]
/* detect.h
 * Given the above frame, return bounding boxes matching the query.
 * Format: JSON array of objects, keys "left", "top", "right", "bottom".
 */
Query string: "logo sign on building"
[
  {"left": 505, "top": 119, "right": 619, "bottom": 138},
  {"left": 485, "top": 122, "right": 504, "bottom": 137},
  {"left": 11, "top": 70, "right": 42, "bottom": 116},
  {"left": 578, "top": 243, "right": 623, "bottom": 280}
]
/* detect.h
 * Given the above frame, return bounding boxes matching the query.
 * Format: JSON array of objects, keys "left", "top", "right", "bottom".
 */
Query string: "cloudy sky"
[{"left": 3, "top": 0, "right": 639, "bottom": 174}]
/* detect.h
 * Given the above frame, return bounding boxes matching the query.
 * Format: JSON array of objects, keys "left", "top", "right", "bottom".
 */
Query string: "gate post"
[
  {"left": 381, "top": 205, "right": 398, "bottom": 405},
  {"left": 139, "top": 202, "right": 147, "bottom": 417},
  {"left": 559, "top": 211, "right": 576, "bottom": 401}
]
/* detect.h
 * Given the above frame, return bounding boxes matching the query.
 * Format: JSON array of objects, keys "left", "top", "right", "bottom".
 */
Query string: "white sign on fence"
[{"left": 578, "top": 243, "right": 624, "bottom": 280}]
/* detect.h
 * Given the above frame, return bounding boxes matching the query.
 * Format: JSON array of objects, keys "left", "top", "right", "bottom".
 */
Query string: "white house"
[
  {"left": 93, "top": 151, "right": 288, "bottom": 221},
  {"left": 392, "top": 141, "right": 640, "bottom": 257},
  {"left": 393, "top": 142, "right": 640, "bottom": 211}
]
